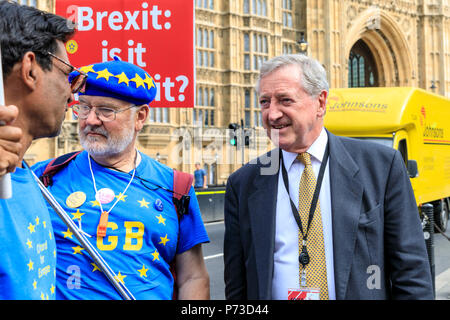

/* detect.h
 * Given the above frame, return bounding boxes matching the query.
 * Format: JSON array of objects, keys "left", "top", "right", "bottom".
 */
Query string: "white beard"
[{"left": 79, "top": 124, "right": 135, "bottom": 157}]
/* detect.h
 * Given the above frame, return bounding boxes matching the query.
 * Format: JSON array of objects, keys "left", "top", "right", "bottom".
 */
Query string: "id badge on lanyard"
[
  {"left": 280, "top": 141, "right": 329, "bottom": 300},
  {"left": 288, "top": 288, "right": 320, "bottom": 300}
]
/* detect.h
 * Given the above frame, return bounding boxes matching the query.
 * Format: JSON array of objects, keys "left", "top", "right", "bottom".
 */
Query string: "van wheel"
[{"left": 434, "top": 201, "right": 448, "bottom": 233}]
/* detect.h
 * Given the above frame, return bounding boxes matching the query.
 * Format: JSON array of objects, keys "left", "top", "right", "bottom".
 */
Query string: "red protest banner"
[{"left": 55, "top": 0, "right": 194, "bottom": 108}]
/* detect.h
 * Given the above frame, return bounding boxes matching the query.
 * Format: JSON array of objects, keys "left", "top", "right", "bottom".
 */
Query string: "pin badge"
[
  {"left": 154, "top": 199, "right": 164, "bottom": 211},
  {"left": 96, "top": 188, "right": 115, "bottom": 204},
  {"left": 66, "top": 191, "right": 87, "bottom": 208}
]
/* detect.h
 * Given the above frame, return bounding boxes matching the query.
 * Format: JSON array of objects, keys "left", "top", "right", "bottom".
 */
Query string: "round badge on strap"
[
  {"left": 96, "top": 188, "right": 116, "bottom": 205},
  {"left": 66, "top": 191, "right": 87, "bottom": 208}
]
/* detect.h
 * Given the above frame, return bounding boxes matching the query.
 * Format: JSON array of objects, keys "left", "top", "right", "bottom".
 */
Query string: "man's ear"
[
  {"left": 20, "top": 51, "right": 40, "bottom": 91},
  {"left": 135, "top": 104, "right": 149, "bottom": 132},
  {"left": 317, "top": 90, "right": 328, "bottom": 117}
]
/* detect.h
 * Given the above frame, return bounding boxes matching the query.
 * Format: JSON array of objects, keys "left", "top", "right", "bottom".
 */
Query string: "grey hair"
[{"left": 255, "top": 54, "right": 329, "bottom": 97}]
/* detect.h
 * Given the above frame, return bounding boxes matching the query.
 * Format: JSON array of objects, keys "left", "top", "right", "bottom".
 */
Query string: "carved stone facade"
[{"left": 26, "top": 0, "right": 450, "bottom": 185}]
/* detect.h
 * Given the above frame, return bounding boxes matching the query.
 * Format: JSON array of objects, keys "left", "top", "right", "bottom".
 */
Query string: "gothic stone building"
[{"left": 23, "top": 0, "right": 450, "bottom": 186}]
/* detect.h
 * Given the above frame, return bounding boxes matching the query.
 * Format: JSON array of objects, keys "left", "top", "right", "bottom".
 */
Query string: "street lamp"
[{"left": 298, "top": 32, "right": 308, "bottom": 54}]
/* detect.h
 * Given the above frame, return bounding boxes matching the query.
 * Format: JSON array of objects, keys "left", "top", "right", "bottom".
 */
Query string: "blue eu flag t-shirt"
[
  {"left": 0, "top": 164, "right": 56, "bottom": 299},
  {"left": 33, "top": 151, "right": 209, "bottom": 299}
]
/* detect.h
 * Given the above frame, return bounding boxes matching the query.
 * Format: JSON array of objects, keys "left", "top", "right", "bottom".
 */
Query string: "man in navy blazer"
[{"left": 223, "top": 54, "right": 433, "bottom": 300}]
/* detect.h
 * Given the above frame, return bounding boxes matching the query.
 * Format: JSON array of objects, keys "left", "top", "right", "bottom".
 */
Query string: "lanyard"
[{"left": 279, "top": 142, "right": 329, "bottom": 243}]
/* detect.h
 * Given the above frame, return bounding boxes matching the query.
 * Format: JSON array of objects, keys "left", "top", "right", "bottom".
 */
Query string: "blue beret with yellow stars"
[{"left": 69, "top": 56, "right": 157, "bottom": 106}]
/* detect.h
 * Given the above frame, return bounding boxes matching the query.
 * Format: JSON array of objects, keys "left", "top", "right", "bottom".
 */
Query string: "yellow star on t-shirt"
[
  {"left": 62, "top": 228, "right": 73, "bottom": 239},
  {"left": 138, "top": 198, "right": 150, "bottom": 208},
  {"left": 27, "top": 259, "right": 34, "bottom": 271},
  {"left": 115, "top": 72, "right": 130, "bottom": 86},
  {"left": 26, "top": 239, "right": 33, "bottom": 249},
  {"left": 35, "top": 216, "right": 40, "bottom": 226},
  {"left": 144, "top": 74, "right": 155, "bottom": 89},
  {"left": 156, "top": 214, "right": 166, "bottom": 225},
  {"left": 72, "top": 246, "right": 84, "bottom": 255},
  {"left": 96, "top": 68, "right": 114, "bottom": 81},
  {"left": 115, "top": 193, "right": 127, "bottom": 202},
  {"left": 91, "top": 263, "right": 101, "bottom": 272},
  {"left": 138, "top": 265, "right": 149, "bottom": 277},
  {"left": 27, "top": 223, "right": 35, "bottom": 234},
  {"left": 33, "top": 280, "right": 37, "bottom": 290},
  {"left": 40, "top": 292, "right": 45, "bottom": 300},
  {"left": 130, "top": 73, "right": 145, "bottom": 88},
  {"left": 159, "top": 234, "right": 170, "bottom": 246},
  {"left": 152, "top": 250, "right": 160, "bottom": 261},
  {"left": 90, "top": 200, "right": 101, "bottom": 207},
  {"left": 50, "top": 285, "right": 55, "bottom": 294},
  {"left": 71, "top": 209, "right": 85, "bottom": 221},
  {"left": 115, "top": 271, "right": 127, "bottom": 285},
  {"left": 42, "top": 221, "right": 47, "bottom": 228}
]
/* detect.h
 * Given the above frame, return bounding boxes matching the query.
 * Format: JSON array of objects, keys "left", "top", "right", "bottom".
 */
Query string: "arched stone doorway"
[{"left": 344, "top": 7, "right": 416, "bottom": 88}]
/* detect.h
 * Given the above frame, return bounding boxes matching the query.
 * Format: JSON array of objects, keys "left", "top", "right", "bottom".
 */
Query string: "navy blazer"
[{"left": 223, "top": 130, "right": 434, "bottom": 300}]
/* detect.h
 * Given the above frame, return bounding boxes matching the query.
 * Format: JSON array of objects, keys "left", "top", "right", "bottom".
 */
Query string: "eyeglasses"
[
  {"left": 47, "top": 51, "right": 88, "bottom": 94},
  {"left": 72, "top": 103, "right": 137, "bottom": 122}
]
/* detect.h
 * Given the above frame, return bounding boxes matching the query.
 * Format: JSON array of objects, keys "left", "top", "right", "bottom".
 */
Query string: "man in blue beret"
[{"left": 32, "top": 58, "right": 210, "bottom": 300}]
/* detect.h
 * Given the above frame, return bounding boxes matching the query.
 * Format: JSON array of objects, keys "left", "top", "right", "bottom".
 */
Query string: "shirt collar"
[{"left": 281, "top": 127, "right": 328, "bottom": 171}]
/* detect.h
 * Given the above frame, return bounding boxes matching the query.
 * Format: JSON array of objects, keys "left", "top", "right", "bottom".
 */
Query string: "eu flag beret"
[{"left": 69, "top": 56, "right": 157, "bottom": 106}]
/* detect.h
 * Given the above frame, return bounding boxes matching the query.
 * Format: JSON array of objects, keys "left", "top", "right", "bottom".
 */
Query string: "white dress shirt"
[{"left": 271, "top": 128, "right": 336, "bottom": 300}]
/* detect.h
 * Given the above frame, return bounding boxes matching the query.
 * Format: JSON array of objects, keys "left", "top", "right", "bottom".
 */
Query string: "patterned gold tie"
[{"left": 297, "top": 152, "right": 328, "bottom": 300}]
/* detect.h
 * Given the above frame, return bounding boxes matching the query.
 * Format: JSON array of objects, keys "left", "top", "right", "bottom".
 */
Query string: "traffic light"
[
  {"left": 228, "top": 123, "right": 239, "bottom": 147},
  {"left": 244, "top": 129, "right": 251, "bottom": 146}
]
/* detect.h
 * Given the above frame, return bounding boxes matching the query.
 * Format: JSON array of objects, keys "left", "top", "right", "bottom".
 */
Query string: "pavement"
[
  {"left": 436, "top": 268, "right": 450, "bottom": 300},
  {"left": 206, "top": 220, "right": 450, "bottom": 300},
  {"left": 434, "top": 226, "right": 450, "bottom": 300}
]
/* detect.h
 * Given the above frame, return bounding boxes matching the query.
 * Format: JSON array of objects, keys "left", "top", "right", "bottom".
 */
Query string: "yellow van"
[{"left": 324, "top": 87, "right": 450, "bottom": 231}]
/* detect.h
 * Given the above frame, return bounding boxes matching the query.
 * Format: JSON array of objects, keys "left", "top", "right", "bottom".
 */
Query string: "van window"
[{"left": 398, "top": 139, "right": 408, "bottom": 166}]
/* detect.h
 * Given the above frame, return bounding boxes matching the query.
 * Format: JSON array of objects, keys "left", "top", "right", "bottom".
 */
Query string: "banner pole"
[
  {"left": 0, "top": 44, "right": 13, "bottom": 199},
  {"left": 31, "top": 171, "right": 135, "bottom": 300}
]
